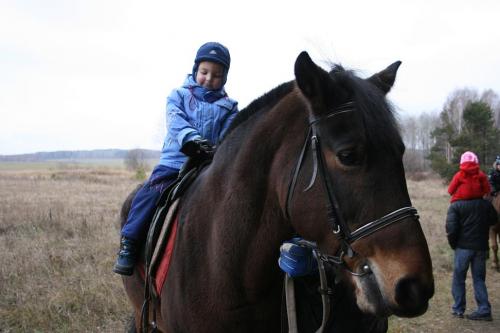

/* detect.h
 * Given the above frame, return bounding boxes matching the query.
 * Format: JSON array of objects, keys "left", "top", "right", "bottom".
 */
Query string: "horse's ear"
[
  {"left": 294, "top": 51, "right": 331, "bottom": 100},
  {"left": 367, "top": 61, "right": 402, "bottom": 94}
]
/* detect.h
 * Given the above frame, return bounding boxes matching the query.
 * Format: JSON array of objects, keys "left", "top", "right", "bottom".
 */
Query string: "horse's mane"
[{"left": 224, "top": 64, "right": 403, "bottom": 155}]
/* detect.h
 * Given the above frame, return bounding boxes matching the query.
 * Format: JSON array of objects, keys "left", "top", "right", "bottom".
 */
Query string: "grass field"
[
  {"left": 0, "top": 166, "right": 137, "bottom": 332},
  {"left": 0, "top": 165, "right": 499, "bottom": 332}
]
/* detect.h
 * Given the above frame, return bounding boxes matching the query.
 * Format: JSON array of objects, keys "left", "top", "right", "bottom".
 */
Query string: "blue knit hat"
[{"left": 192, "top": 42, "right": 231, "bottom": 80}]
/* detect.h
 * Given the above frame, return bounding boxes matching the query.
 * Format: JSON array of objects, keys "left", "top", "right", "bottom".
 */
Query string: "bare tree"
[
  {"left": 401, "top": 115, "right": 419, "bottom": 172},
  {"left": 442, "top": 88, "right": 479, "bottom": 133},
  {"left": 417, "top": 112, "right": 439, "bottom": 169},
  {"left": 401, "top": 112, "right": 439, "bottom": 172},
  {"left": 403, "top": 116, "right": 418, "bottom": 150},
  {"left": 124, "top": 149, "right": 149, "bottom": 179},
  {"left": 480, "top": 89, "right": 500, "bottom": 128}
]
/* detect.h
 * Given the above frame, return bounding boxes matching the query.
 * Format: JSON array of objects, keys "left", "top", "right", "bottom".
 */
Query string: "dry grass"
[
  {"left": 1, "top": 166, "right": 499, "bottom": 332},
  {"left": 0, "top": 167, "right": 138, "bottom": 332}
]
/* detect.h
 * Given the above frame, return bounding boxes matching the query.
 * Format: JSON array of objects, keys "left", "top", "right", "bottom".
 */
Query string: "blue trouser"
[
  {"left": 121, "top": 164, "right": 179, "bottom": 242},
  {"left": 451, "top": 248, "right": 491, "bottom": 315}
]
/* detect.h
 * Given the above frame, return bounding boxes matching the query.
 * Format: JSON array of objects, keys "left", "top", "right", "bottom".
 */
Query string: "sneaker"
[
  {"left": 465, "top": 312, "right": 492, "bottom": 321},
  {"left": 451, "top": 311, "right": 464, "bottom": 318}
]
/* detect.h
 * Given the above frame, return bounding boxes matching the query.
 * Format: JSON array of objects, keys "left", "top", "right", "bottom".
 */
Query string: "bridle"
[
  {"left": 282, "top": 101, "right": 420, "bottom": 332},
  {"left": 285, "top": 101, "right": 420, "bottom": 275}
]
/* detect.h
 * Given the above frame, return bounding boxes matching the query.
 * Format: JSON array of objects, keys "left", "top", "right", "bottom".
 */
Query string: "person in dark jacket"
[
  {"left": 446, "top": 198, "right": 498, "bottom": 321},
  {"left": 488, "top": 156, "right": 500, "bottom": 195}
]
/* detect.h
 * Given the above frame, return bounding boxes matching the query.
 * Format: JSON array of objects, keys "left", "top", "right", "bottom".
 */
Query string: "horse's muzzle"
[{"left": 393, "top": 275, "right": 434, "bottom": 317}]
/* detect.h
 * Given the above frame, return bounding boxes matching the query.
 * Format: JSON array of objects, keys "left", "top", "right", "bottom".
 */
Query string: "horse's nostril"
[{"left": 394, "top": 276, "right": 434, "bottom": 317}]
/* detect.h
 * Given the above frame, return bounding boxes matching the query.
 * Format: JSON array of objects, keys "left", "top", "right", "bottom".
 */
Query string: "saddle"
[{"left": 140, "top": 157, "right": 211, "bottom": 332}]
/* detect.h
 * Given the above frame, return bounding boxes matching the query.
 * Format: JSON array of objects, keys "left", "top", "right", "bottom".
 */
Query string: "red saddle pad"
[{"left": 137, "top": 216, "right": 179, "bottom": 296}]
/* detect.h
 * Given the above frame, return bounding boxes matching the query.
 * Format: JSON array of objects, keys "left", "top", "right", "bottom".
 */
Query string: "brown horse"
[
  {"left": 119, "top": 51, "right": 434, "bottom": 332},
  {"left": 489, "top": 195, "right": 500, "bottom": 271}
]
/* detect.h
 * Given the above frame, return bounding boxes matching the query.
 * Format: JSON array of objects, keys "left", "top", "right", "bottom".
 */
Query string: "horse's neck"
[
  {"left": 217, "top": 94, "right": 304, "bottom": 222},
  {"left": 215, "top": 115, "right": 291, "bottom": 235},
  {"left": 201, "top": 97, "right": 303, "bottom": 280}
]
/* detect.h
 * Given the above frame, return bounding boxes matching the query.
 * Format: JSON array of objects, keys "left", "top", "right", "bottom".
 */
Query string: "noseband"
[{"left": 285, "top": 101, "right": 419, "bottom": 274}]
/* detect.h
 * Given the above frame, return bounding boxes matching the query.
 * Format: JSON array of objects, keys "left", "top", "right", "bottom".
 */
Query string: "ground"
[{"left": 389, "top": 177, "right": 500, "bottom": 333}]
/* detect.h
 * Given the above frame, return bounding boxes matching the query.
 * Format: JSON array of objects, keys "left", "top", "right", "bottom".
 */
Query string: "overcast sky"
[{"left": 1, "top": 0, "right": 499, "bottom": 155}]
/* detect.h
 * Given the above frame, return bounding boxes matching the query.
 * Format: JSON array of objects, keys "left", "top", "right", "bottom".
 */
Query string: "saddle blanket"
[
  {"left": 154, "top": 216, "right": 179, "bottom": 295},
  {"left": 138, "top": 216, "right": 179, "bottom": 296}
]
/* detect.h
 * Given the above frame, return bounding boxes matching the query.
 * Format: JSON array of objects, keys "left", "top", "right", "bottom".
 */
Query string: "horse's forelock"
[
  {"left": 224, "top": 64, "right": 403, "bottom": 159},
  {"left": 331, "top": 67, "right": 404, "bottom": 157}
]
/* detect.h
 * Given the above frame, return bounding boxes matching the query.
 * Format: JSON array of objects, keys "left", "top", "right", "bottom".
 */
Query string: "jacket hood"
[
  {"left": 183, "top": 75, "right": 199, "bottom": 88},
  {"left": 460, "top": 161, "right": 480, "bottom": 175},
  {"left": 182, "top": 75, "right": 226, "bottom": 91},
  {"left": 184, "top": 75, "right": 228, "bottom": 102}
]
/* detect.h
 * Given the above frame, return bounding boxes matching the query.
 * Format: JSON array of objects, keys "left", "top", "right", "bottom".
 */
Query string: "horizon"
[{"left": 0, "top": 147, "right": 161, "bottom": 158}]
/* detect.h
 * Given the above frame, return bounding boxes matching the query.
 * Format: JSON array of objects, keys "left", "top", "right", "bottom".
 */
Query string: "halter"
[{"left": 285, "top": 101, "right": 419, "bottom": 274}]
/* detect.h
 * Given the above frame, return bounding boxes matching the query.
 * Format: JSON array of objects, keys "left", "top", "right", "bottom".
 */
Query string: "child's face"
[{"left": 195, "top": 61, "right": 225, "bottom": 90}]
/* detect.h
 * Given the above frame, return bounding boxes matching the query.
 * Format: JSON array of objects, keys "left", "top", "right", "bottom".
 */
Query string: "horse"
[
  {"left": 119, "top": 51, "right": 435, "bottom": 332},
  {"left": 488, "top": 195, "right": 500, "bottom": 271}
]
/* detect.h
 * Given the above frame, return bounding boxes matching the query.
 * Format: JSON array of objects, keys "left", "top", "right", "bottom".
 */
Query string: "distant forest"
[{"left": 400, "top": 87, "right": 500, "bottom": 177}]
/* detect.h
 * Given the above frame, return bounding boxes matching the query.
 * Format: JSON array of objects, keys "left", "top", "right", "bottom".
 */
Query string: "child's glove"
[
  {"left": 181, "top": 139, "right": 214, "bottom": 158},
  {"left": 278, "top": 237, "right": 318, "bottom": 277}
]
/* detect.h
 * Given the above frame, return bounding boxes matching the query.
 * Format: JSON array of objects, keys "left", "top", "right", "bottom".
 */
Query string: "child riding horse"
[{"left": 118, "top": 51, "right": 435, "bottom": 332}]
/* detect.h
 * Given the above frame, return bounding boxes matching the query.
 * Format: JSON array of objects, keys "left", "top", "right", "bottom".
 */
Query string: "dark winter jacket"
[
  {"left": 489, "top": 168, "right": 500, "bottom": 194},
  {"left": 445, "top": 199, "right": 498, "bottom": 251}
]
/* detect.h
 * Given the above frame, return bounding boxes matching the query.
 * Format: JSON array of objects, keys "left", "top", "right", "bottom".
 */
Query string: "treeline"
[
  {"left": 401, "top": 88, "right": 500, "bottom": 179},
  {"left": 0, "top": 149, "right": 160, "bottom": 162}
]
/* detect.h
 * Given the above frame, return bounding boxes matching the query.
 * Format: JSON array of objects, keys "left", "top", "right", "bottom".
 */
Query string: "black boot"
[{"left": 113, "top": 237, "right": 137, "bottom": 276}]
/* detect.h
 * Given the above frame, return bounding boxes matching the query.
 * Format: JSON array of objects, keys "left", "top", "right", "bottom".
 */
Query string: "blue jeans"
[
  {"left": 451, "top": 248, "right": 491, "bottom": 315},
  {"left": 121, "top": 164, "right": 178, "bottom": 242}
]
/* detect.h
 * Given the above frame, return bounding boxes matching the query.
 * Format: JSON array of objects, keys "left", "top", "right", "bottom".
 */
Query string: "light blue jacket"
[{"left": 159, "top": 75, "right": 239, "bottom": 169}]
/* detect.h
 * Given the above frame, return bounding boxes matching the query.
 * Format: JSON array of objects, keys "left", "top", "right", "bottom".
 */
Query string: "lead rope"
[
  {"left": 284, "top": 249, "right": 332, "bottom": 333},
  {"left": 285, "top": 274, "right": 298, "bottom": 332},
  {"left": 315, "top": 251, "right": 331, "bottom": 332}
]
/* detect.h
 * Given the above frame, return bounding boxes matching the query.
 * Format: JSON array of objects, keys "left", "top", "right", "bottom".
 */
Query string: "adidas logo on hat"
[{"left": 209, "top": 50, "right": 218, "bottom": 55}]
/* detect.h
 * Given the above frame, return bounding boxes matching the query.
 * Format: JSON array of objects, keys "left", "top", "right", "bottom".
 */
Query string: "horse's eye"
[{"left": 337, "top": 150, "right": 360, "bottom": 166}]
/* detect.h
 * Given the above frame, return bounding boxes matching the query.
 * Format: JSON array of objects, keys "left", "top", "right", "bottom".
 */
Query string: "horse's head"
[{"left": 286, "top": 52, "right": 434, "bottom": 318}]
